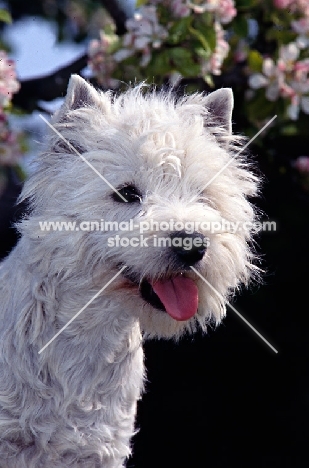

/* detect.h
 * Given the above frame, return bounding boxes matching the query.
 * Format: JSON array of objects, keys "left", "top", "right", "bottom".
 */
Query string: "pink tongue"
[{"left": 152, "top": 277, "right": 198, "bottom": 321}]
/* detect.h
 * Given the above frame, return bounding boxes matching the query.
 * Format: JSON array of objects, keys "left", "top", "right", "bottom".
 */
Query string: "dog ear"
[
  {"left": 53, "top": 75, "right": 103, "bottom": 123},
  {"left": 204, "top": 88, "right": 234, "bottom": 144},
  {"left": 65, "top": 74, "right": 102, "bottom": 110},
  {"left": 50, "top": 75, "right": 111, "bottom": 154}
]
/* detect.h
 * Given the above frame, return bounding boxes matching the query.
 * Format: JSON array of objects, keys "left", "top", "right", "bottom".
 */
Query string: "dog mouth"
[{"left": 123, "top": 269, "right": 198, "bottom": 321}]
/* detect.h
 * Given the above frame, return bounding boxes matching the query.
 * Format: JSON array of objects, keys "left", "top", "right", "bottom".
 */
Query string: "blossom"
[
  {"left": 187, "top": 0, "right": 237, "bottom": 23},
  {"left": 274, "top": 0, "right": 309, "bottom": 51},
  {"left": 0, "top": 51, "right": 20, "bottom": 108},
  {"left": 187, "top": 1, "right": 210, "bottom": 14},
  {"left": 234, "top": 39, "right": 248, "bottom": 63},
  {"left": 273, "top": 0, "right": 293, "bottom": 8},
  {"left": 88, "top": 33, "right": 119, "bottom": 88},
  {"left": 248, "top": 43, "right": 309, "bottom": 119},
  {"left": 277, "top": 42, "right": 300, "bottom": 72},
  {"left": 201, "top": 22, "right": 229, "bottom": 76},
  {"left": 273, "top": 0, "right": 309, "bottom": 17},
  {"left": 286, "top": 94, "right": 309, "bottom": 119},
  {"left": 0, "top": 52, "right": 23, "bottom": 167},
  {"left": 0, "top": 111, "right": 23, "bottom": 166},
  {"left": 216, "top": 0, "right": 237, "bottom": 24},
  {"left": 293, "top": 155, "right": 309, "bottom": 191},
  {"left": 291, "top": 18, "right": 309, "bottom": 35},
  {"left": 119, "top": 6, "right": 168, "bottom": 66},
  {"left": 170, "top": 0, "right": 190, "bottom": 18},
  {"left": 294, "top": 155, "right": 309, "bottom": 173}
]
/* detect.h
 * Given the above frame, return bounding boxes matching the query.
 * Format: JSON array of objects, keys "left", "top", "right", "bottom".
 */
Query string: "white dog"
[{"left": 0, "top": 75, "right": 259, "bottom": 467}]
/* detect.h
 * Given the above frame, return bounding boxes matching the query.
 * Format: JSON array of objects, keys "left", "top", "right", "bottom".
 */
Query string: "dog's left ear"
[{"left": 204, "top": 88, "right": 234, "bottom": 145}]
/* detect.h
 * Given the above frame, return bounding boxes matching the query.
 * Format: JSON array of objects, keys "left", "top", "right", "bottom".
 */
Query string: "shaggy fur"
[{"left": 0, "top": 75, "right": 259, "bottom": 467}]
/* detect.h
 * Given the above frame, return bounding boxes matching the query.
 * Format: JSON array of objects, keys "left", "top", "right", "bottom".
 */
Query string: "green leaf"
[
  {"left": 235, "top": 0, "right": 259, "bottom": 9},
  {"left": 248, "top": 50, "right": 263, "bottom": 72},
  {"left": 168, "top": 16, "right": 192, "bottom": 45},
  {"left": 232, "top": 15, "right": 248, "bottom": 37},
  {"left": 0, "top": 9, "right": 12, "bottom": 24},
  {"left": 198, "top": 26, "right": 217, "bottom": 51},
  {"left": 169, "top": 47, "right": 200, "bottom": 76},
  {"left": 148, "top": 49, "right": 171, "bottom": 77},
  {"left": 266, "top": 28, "right": 296, "bottom": 45},
  {"left": 196, "top": 47, "right": 212, "bottom": 61},
  {"left": 188, "top": 25, "right": 211, "bottom": 52},
  {"left": 195, "top": 11, "right": 213, "bottom": 29},
  {"left": 204, "top": 74, "right": 214, "bottom": 87},
  {"left": 281, "top": 124, "right": 298, "bottom": 136},
  {"left": 136, "top": 0, "right": 147, "bottom": 6}
]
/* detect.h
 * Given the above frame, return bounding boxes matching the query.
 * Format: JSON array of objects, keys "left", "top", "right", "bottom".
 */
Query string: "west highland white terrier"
[{"left": 0, "top": 75, "right": 259, "bottom": 467}]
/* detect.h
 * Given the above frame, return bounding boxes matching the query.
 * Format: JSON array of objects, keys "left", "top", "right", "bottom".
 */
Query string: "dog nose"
[{"left": 170, "top": 231, "right": 208, "bottom": 266}]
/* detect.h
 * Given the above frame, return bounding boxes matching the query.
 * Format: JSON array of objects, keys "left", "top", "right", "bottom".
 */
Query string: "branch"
[
  {"left": 99, "top": 0, "right": 131, "bottom": 35},
  {"left": 12, "top": 53, "right": 88, "bottom": 112}
]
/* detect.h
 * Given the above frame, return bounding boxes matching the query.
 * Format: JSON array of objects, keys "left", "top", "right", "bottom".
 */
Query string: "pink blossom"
[
  {"left": 0, "top": 110, "right": 23, "bottom": 166},
  {"left": 273, "top": 0, "right": 293, "bottom": 8},
  {"left": 217, "top": 0, "right": 237, "bottom": 24},
  {"left": 0, "top": 53, "right": 23, "bottom": 166},
  {"left": 294, "top": 156, "right": 309, "bottom": 173},
  {"left": 274, "top": 0, "right": 309, "bottom": 16},
  {"left": 249, "top": 58, "right": 283, "bottom": 101},
  {"left": 291, "top": 18, "right": 309, "bottom": 35},
  {"left": 0, "top": 51, "right": 20, "bottom": 108},
  {"left": 88, "top": 33, "right": 118, "bottom": 88},
  {"left": 170, "top": 0, "right": 190, "bottom": 18},
  {"left": 187, "top": 0, "right": 236, "bottom": 23},
  {"left": 187, "top": 1, "right": 210, "bottom": 14},
  {"left": 280, "top": 82, "right": 295, "bottom": 98},
  {"left": 233, "top": 40, "right": 248, "bottom": 63},
  {"left": 201, "top": 22, "right": 229, "bottom": 76},
  {"left": 118, "top": 6, "right": 168, "bottom": 67},
  {"left": 277, "top": 43, "right": 300, "bottom": 72},
  {"left": 125, "top": 6, "right": 167, "bottom": 50},
  {"left": 249, "top": 42, "right": 309, "bottom": 119}
]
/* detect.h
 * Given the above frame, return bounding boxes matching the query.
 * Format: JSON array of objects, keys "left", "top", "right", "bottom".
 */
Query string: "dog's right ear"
[
  {"left": 53, "top": 74, "right": 110, "bottom": 123},
  {"left": 204, "top": 88, "right": 233, "bottom": 136},
  {"left": 50, "top": 75, "right": 112, "bottom": 154},
  {"left": 63, "top": 74, "right": 101, "bottom": 110}
]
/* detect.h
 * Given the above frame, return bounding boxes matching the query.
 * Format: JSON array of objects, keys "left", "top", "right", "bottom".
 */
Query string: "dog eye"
[{"left": 112, "top": 185, "right": 142, "bottom": 203}]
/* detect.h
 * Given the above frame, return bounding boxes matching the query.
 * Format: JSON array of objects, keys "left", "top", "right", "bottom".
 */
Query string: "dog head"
[{"left": 20, "top": 75, "right": 260, "bottom": 339}]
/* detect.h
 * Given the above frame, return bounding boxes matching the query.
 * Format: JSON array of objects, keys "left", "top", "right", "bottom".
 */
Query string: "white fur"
[{"left": 0, "top": 76, "right": 259, "bottom": 467}]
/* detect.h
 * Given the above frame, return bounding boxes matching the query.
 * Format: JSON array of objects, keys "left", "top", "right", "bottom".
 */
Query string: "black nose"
[{"left": 170, "top": 231, "right": 208, "bottom": 266}]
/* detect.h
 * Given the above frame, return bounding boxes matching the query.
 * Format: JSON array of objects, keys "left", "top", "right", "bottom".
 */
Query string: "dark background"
[{"left": 1, "top": 0, "right": 309, "bottom": 467}]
